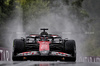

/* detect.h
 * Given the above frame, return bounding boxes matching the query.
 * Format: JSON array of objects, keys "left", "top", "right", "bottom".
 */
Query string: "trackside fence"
[
  {"left": 0, "top": 47, "right": 11, "bottom": 61},
  {"left": 77, "top": 56, "right": 100, "bottom": 62}
]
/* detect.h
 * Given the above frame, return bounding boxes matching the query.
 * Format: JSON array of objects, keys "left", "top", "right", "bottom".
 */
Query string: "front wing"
[{"left": 13, "top": 51, "right": 74, "bottom": 61}]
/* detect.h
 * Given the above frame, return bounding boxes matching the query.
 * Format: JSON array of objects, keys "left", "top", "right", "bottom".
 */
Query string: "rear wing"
[{"left": 40, "top": 28, "right": 48, "bottom": 32}]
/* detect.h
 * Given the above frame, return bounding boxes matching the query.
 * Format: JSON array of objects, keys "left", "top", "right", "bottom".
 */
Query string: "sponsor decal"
[
  {"left": 51, "top": 35, "right": 58, "bottom": 37},
  {"left": 17, "top": 51, "right": 38, "bottom": 56},
  {"left": 51, "top": 52, "right": 71, "bottom": 57},
  {"left": 38, "top": 41, "right": 50, "bottom": 51},
  {"left": 30, "top": 35, "right": 37, "bottom": 37}
]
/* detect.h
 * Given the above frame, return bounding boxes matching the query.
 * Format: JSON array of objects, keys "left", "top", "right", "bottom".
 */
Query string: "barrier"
[
  {"left": 0, "top": 47, "right": 11, "bottom": 61},
  {"left": 77, "top": 56, "right": 100, "bottom": 62}
]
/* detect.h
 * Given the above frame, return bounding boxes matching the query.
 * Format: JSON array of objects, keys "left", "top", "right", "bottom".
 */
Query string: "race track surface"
[{"left": 0, "top": 61, "right": 100, "bottom": 66}]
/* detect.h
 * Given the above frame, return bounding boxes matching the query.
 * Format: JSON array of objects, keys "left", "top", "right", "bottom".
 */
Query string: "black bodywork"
[{"left": 12, "top": 28, "right": 76, "bottom": 61}]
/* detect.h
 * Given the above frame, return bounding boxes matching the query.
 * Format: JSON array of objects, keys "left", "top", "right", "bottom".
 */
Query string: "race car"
[{"left": 12, "top": 28, "right": 76, "bottom": 62}]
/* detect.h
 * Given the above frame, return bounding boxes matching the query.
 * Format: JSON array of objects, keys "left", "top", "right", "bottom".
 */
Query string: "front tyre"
[
  {"left": 64, "top": 40, "right": 76, "bottom": 62},
  {"left": 12, "top": 39, "right": 25, "bottom": 61}
]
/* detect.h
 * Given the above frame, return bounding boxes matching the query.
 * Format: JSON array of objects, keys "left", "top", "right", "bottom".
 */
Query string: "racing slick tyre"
[
  {"left": 12, "top": 39, "right": 25, "bottom": 61},
  {"left": 64, "top": 40, "right": 76, "bottom": 62}
]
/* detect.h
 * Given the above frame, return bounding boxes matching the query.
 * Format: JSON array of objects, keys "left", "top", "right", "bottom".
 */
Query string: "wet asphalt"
[{"left": 0, "top": 61, "right": 100, "bottom": 66}]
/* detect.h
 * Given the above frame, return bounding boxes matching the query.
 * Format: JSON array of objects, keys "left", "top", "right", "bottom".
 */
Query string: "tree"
[
  {"left": 15, "top": 0, "right": 50, "bottom": 25},
  {"left": 0, "top": 0, "right": 14, "bottom": 25}
]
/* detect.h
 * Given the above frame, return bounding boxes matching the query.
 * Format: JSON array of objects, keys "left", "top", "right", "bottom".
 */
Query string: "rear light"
[
  {"left": 61, "top": 57, "right": 65, "bottom": 60},
  {"left": 23, "top": 57, "right": 27, "bottom": 60}
]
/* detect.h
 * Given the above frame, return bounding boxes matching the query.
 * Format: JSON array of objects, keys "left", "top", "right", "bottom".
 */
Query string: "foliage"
[
  {"left": 15, "top": 0, "right": 50, "bottom": 25},
  {"left": 0, "top": 0, "right": 14, "bottom": 25},
  {"left": 72, "top": 0, "right": 84, "bottom": 8},
  {"left": 0, "top": 0, "right": 100, "bottom": 56},
  {"left": 70, "top": 0, "right": 89, "bottom": 20}
]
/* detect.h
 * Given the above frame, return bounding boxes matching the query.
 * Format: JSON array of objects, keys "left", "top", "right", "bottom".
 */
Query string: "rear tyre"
[
  {"left": 64, "top": 40, "right": 76, "bottom": 62},
  {"left": 12, "top": 39, "right": 25, "bottom": 61}
]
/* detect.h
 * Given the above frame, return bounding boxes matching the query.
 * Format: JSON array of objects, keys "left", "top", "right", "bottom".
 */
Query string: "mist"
[
  {"left": 25, "top": 0, "right": 86, "bottom": 61},
  {"left": 5, "top": 0, "right": 87, "bottom": 61},
  {"left": 5, "top": 6, "right": 24, "bottom": 57}
]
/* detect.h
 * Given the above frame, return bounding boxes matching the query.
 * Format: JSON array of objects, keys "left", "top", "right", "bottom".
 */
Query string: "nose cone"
[
  {"left": 40, "top": 51, "right": 49, "bottom": 56},
  {"left": 38, "top": 41, "right": 50, "bottom": 51}
]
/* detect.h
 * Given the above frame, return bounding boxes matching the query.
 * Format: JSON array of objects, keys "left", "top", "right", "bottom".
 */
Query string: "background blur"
[{"left": 0, "top": 0, "right": 100, "bottom": 58}]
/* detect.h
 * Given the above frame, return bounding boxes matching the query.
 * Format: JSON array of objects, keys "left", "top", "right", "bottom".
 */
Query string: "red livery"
[{"left": 38, "top": 41, "right": 50, "bottom": 51}]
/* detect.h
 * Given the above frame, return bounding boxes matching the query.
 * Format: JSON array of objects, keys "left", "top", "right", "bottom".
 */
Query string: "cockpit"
[{"left": 40, "top": 28, "right": 49, "bottom": 41}]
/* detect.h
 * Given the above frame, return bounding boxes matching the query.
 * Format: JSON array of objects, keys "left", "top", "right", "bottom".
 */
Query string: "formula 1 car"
[{"left": 12, "top": 28, "right": 76, "bottom": 62}]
